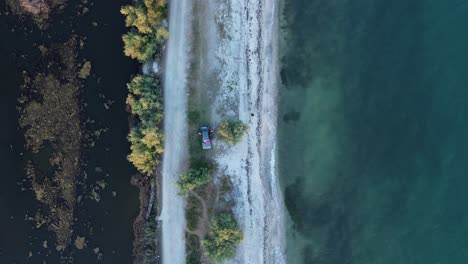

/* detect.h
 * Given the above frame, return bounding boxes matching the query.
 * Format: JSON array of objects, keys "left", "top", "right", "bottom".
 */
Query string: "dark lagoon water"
[
  {"left": 279, "top": 0, "right": 468, "bottom": 263},
  {"left": 0, "top": 0, "right": 139, "bottom": 262}
]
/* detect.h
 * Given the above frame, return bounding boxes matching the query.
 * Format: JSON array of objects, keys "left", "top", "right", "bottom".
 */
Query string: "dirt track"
[{"left": 160, "top": 0, "right": 191, "bottom": 263}]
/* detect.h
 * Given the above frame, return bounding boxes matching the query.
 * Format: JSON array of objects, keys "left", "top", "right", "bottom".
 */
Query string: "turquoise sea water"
[{"left": 278, "top": 0, "right": 468, "bottom": 263}]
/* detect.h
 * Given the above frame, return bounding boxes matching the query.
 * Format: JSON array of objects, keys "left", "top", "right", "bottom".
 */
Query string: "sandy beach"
[{"left": 213, "top": 0, "right": 285, "bottom": 263}]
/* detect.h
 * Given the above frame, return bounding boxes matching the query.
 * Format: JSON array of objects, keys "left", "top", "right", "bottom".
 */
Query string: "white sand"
[{"left": 212, "top": 0, "right": 286, "bottom": 263}]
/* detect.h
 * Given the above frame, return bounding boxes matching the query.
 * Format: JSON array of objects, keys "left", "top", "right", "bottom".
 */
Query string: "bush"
[
  {"left": 127, "top": 126, "right": 164, "bottom": 175},
  {"left": 177, "top": 167, "right": 211, "bottom": 195},
  {"left": 126, "top": 75, "right": 163, "bottom": 127},
  {"left": 186, "top": 234, "right": 202, "bottom": 264},
  {"left": 121, "top": 0, "right": 168, "bottom": 62},
  {"left": 121, "top": 0, "right": 167, "bottom": 35},
  {"left": 142, "top": 221, "right": 157, "bottom": 263},
  {"left": 202, "top": 213, "right": 243, "bottom": 262},
  {"left": 126, "top": 75, "right": 164, "bottom": 175},
  {"left": 217, "top": 120, "right": 248, "bottom": 145},
  {"left": 123, "top": 31, "right": 158, "bottom": 62}
]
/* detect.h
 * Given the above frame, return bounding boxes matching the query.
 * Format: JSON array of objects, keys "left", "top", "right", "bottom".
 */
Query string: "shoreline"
[
  {"left": 212, "top": 0, "right": 286, "bottom": 263},
  {"left": 159, "top": 0, "right": 285, "bottom": 262}
]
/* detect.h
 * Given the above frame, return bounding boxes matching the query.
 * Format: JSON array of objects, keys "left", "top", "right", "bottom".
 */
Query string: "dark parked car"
[
  {"left": 200, "top": 126, "right": 212, "bottom": 149},
  {"left": 200, "top": 126, "right": 211, "bottom": 149}
]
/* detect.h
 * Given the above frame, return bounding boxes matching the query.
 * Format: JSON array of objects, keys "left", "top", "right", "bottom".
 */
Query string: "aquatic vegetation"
[
  {"left": 78, "top": 61, "right": 92, "bottom": 79},
  {"left": 202, "top": 213, "right": 243, "bottom": 262},
  {"left": 131, "top": 173, "right": 158, "bottom": 264},
  {"left": 74, "top": 236, "right": 86, "bottom": 250},
  {"left": 176, "top": 167, "right": 211, "bottom": 195},
  {"left": 18, "top": 37, "right": 84, "bottom": 253},
  {"left": 6, "top": 0, "right": 67, "bottom": 26},
  {"left": 217, "top": 120, "right": 248, "bottom": 145}
]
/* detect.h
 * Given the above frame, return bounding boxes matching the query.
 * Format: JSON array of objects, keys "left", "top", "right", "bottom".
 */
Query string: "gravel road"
[{"left": 160, "top": 0, "right": 191, "bottom": 263}]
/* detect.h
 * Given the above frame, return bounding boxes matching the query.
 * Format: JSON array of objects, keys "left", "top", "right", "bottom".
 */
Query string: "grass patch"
[
  {"left": 186, "top": 233, "right": 202, "bottom": 264},
  {"left": 219, "top": 175, "right": 233, "bottom": 195},
  {"left": 190, "top": 156, "right": 213, "bottom": 171},
  {"left": 186, "top": 193, "right": 202, "bottom": 232},
  {"left": 188, "top": 110, "right": 200, "bottom": 125}
]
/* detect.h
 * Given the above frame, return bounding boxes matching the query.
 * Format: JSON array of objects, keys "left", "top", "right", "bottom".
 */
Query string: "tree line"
[
  {"left": 121, "top": 2, "right": 168, "bottom": 262},
  {"left": 121, "top": 0, "right": 168, "bottom": 62},
  {"left": 121, "top": 0, "right": 168, "bottom": 174}
]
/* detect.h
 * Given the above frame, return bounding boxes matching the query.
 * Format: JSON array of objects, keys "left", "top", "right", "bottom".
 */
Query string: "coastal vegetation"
[
  {"left": 217, "top": 120, "right": 248, "bottom": 144},
  {"left": 177, "top": 167, "right": 211, "bottom": 195},
  {"left": 123, "top": 32, "right": 159, "bottom": 62},
  {"left": 140, "top": 210, "right": 158, "bottom": 264},
  {"left": 121, "top": 0, "right": 168, "bottom": 262},
  {"left": 202, "top": 213, "right": 243, "bottom": 262},
  {"left": 126, "top": 75, "right": 164, "bottom": 175},
  {"left": 121, "top": 0, "right": 168, "bottom": 62},
  {"left": 181, "top": 7, "right": 245, "bottom": 259},
  {"left": 181, "top": 127, "right": 243, "bottom": 263},
  {"left": 186, "top": 234, "right": 202, "bottom": 264},
  {"left": 183, "top": 96, "right": 244, "bottom": 263}
]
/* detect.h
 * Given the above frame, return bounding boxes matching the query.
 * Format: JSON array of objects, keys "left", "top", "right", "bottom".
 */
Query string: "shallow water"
[
  {"left": 0, "top": 0, "right": 139, "bottom": 262},
  {"left": 278, "top": 0, "right": 468, "bottom": 263}
]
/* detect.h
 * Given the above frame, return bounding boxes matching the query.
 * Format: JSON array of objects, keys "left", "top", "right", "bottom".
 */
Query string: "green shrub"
[
  {"left": 141, "top": 218, "right": 157, "bottom": 264},
  {"left": 127, "top": 126, "right": 164, "bottom": 175},
  {"left": 121, "top": 0, "right": 168, "bottom": 62},
  {"left": 186, "top": 193, "right": 202, "bottom": 232},
  {"left": 177, "top": 167, "right": 211, "bottom": 195},
  {"left": 202, "top": 213, "right": 243, "bottom": 262},
  {"left": 188, "top": 110, "right": 200, "bottom": 125},
  {"left": 217, "top": 120, "right": 248, "bottom": 144},
  {"left": 126, "top": 75, "right": 164, "bottom": 175},
  {"left": 186, "top": 234, "right": 202, "bottom": 264},
  {"left": 126, "top": 75, "right": 163, "bottom": 127},
  {"left": 122, "top": 31, "right": 158, "bottom": 62},
  {"left": 121, "top": 0, "right": 167, "bottom": 35}
]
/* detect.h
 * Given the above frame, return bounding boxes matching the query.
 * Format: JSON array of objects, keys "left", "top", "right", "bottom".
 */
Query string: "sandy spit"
[{"left": 213, "top": 0, "right": 286, "bottom": 263}]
